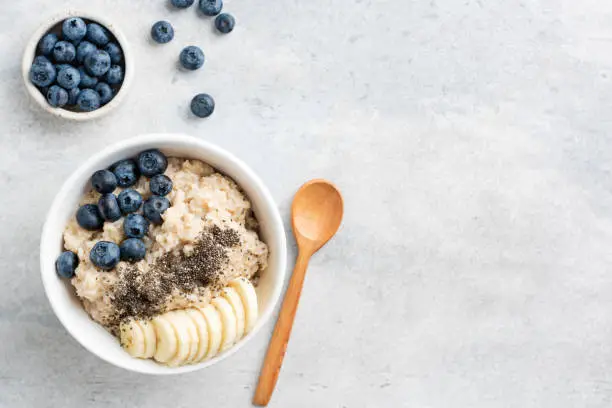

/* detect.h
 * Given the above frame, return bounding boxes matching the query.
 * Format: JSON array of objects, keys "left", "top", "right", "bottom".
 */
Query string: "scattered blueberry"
[
  {"left": 62, "top": 18, "right": 87, "bottom": 42},
  {"left": 68, "top": 88, "right": 81, "bottom": 105},
  {"left": 179, "top": 46, "right": 205, "bottom": 70},
  {"left": 190, "top": 93, "right": 215, "bottom": 118},
  {"left": 90, "top": 241, "right": 121, "bottom": 270},
  {"left": 78, "top": 66, "right": 98, "bottom": 88},
  {"left": 150, "top": 174, "right": 173, "bottom": 196},
  {"left": 56, "top": 251, "right": 79, "bottom": 278},
  {"left": 76, "top": 41, "right": 97, "bottom": 64},
  {"left": 56, "top": 66, "right": 81, "bottom": 90},
  {"left": 117, "top": 189, "right": 143, "bottom": 214},
  {"left": 151, "top": 21, "right": 175, "bottom": 44},
  {"left": 104, "top": 42, "right": 122, "bottom": 64},
  {"left": 76, "top": 204, "right": 104, "bottom": 230},
  {"left": 76, "top": 88, "right": 101, "bottom": 112},
  {"left": 143, "top": 196, "right": 170, "bottom": 225},
  {"left": 198, "top": 0, "right": 223, "bottom": 16},
  {"left": 111, "top": 159, "right": 139, "bottom": 187},
  {"left": 105, "top": 65, "right": 123, "bottom": 85},
  {"left": 46, "top": 85, "right": 69, "bottom": 108},
  {"left": 98, "top": 194, "right": 122, "bottom": 222},
  {"left": 172, "top": 0, "right": 195, "bottom": 8},
  {"left": 38, "top": 33, "right": 58, "bottom": 56},
  {"left": 120, "top": 238, "right": 146, "bottom": 262},
  {"left": 124, "top": 214, "right": 149, "bottom": 238},
  {"left": 137, "top": 149, "right": 168, "bottom": 177},
  {"left": 95, "top": 82, "right": 113, "bottom": 105},
  {"left": 30, "top": 59, "right": 56, "bottom": 87},
  {"left": 84, "top": 49, "right": 111, "bottom": 77},
  {"left": 53, "top": 41, "right": 77, "bottom": 63},
  {"left": 91, "top": 169, "right": 117, "bottom": 193},
  {"left": 215, "top": 13, "right": 235, "bottom": 34},
  {"left": 86, "top": 23, "right": 110, "bottom": 46}
]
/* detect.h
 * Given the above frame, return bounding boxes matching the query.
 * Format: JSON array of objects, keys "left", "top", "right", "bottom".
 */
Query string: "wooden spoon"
[{"left": 253, "top": 179, "right": 344, "bottom": 406}]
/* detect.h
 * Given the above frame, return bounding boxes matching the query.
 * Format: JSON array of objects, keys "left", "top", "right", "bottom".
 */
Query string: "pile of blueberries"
[
  {"left": 56, "top": 149, "right": 173, "bottom": 279},
  {"left": 29, "top": 17, "right": 125, "bottom": 112},
  {"left": 150, "top": 0, "right": 236, "bottom": 119}
]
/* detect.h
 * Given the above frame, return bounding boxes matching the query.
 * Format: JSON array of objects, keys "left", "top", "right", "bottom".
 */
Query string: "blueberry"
[
  {"left": 46, "top": 85, "right": 69, "bottom": 108},
  {"left": 171, "top": 0, "right": 195, "bottom": 8},
  {"left": 150, "top": 174, "right": 173, "bottom": 196},
  {"left": 124, "top": 214, "right": 149, "bottom": 238},
  {"left": 76, "top": 41, "right": 97, "bottom": 64},
  {"left": 151, "top": 21, "right": 174, "bottom": 44},
  {"left": 53, "top": 41, "right": 77, "bottom": 63},
  {"left": 76, "top": 89, "right": 101, "bottom": 112},
  {"left": 84, "top": 50, "right": 111, "bottom": 77},
  {"left": 198, "top": 0, "right": 223, "bottom": 16},
  {"left": 104, "top": 42, "right": 122, "bottom": 64},
  {"left": 105, "top": 65, "right": 123, "bottom": 85},
  {"left": 120, "top": 238, "right": 146, "bottom": 262},
  {"left": 56, "top": 251, "right": 79, "bottom": 278},
  {"left": 30, "top": 59, "right": 56, "bottom": 87},
  {"left": 137, "top": 149, "right": 168, "bottom": 177},
  {"left": 68, "top": 88, "right": 81, "bottom": 105},
  {"left": 143, "top": 196, "right": 170, "bottom": 225},
  {"left": 86, "top": 23, "right": 110, "bottom": 46},
  {"left": 117, "top": 189, "right": 143, "bottom": 214},
  {"left": 95, "top": 82, "right": 113, "bottom": 105},
  {"left": 34, "top": 56, "right": 52, "bottom": 65},
  {"left": 62, "top": 18, "right": 87, "bottom": 42},
  {"left": 56, "top": 66, "right": 81, "bottom": 90},
  {"left": 215, "top": 13, "right": 235, "bottom": 34},
  {"left": 76, "top": 204, "right": 104, "bottom": 230},
  {"left": 78, "top": 66, "right": 98, "bottom": 88},
  {"left": 179, "top": 46, "right": 205, "bottom": 70},
  {"left": 39, "top": 33, "right": 59, "bottom": 56},
  {"left": 190, "top": 93, "right": 215, "bottom": 118},
  {"left": 111, "top": 159, "right": 139, "bottom": 187},
  {"left": 91, "top": 169, "right": 117, "bottom": 193},
  {"left": 90, "top": 241, "right": 121, "bottom": 270},
  {"left": 55, "top": 63, "right": 72, "bottom": 73},
  {"left": 98, "top": 194, "right": 122, "bottom": 222}
]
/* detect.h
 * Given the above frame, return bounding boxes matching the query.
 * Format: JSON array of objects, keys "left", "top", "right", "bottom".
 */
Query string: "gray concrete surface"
[{"left": 2, "top": 0, "right": 612, "bottom": 406}]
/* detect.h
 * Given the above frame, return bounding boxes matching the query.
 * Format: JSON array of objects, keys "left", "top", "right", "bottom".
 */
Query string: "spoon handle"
[{"left": 253, "top": 251, "right": 311, "bottom": 406}]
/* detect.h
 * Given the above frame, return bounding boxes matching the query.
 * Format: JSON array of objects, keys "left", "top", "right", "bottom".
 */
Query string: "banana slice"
[
  {"left": 222, "top": 287, "right": 246, "bottom": 340},
  {"left": 138, "top": 319, "right": 157, "bottom": 359},
  {"left": 152, "top": 315, "right": 178, "bottom": 363},
  {"left": 229, "top": 278, "right": 259, "bottom": 334},
  {"left": 166, "top": 311, "right": 193, "bottom": 367},
  {"left": 186, "top": 308, "right": 209, "bottom": 363},
  {"left": 211, "top": 296, "right": 237, "bottom": 352},
  {"left": 120, "top": 318, "right": 146, "bottom": 358},
  {"left": 198, "top": 305, "right": 222, "bottom": 359},
  {"left": 178, "top": 310, "right": 199, "bottom": 364}
]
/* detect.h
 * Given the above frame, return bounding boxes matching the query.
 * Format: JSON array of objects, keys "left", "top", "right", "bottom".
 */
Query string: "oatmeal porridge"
[{"left": 56, "top": 149, "right": 267, "bottom": 365}]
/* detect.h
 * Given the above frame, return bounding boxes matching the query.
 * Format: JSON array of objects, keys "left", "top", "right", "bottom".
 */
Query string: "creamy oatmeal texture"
[{"left": 63, "top": 158, "right": 268, "bottom": 334}]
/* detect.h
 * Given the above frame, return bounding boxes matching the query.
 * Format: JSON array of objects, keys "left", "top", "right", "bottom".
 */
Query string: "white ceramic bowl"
[
  {"left": 40, "top": 134, "right": 287, "bottom": 374},
  {"left": 22, "top": 11, "right": 134, "bottom": 121}
]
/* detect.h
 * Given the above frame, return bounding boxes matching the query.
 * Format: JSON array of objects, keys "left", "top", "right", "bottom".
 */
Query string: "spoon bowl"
[{"left": 292, "top": 179, "right": 344, "bottom": 253}]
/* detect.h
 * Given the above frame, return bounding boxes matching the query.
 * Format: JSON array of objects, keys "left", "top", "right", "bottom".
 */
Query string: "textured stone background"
[{"left": 2, "top": 0, "right": 612, "bottom": 407}]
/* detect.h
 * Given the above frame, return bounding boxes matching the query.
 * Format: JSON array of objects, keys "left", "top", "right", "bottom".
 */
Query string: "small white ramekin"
[
  {"left": 22, "top": 11, "right": 134, "bottom": 121},
  {"left": 40, "top": 134, "right": 287, "bottom": 374}
]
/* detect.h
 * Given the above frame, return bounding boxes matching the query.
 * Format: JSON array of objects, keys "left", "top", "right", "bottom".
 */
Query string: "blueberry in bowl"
[{"left": 22, "top": 12, "right": 133, "bottom": 120}]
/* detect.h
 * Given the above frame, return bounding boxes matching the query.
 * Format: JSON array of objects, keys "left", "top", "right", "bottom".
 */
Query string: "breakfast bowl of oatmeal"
[{"left": 40, "top": 134, "right": 287, "bottom": 374}]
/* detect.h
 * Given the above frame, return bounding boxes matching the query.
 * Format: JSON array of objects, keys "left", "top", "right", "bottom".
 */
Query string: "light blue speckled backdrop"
[{"left": 2, "top": 0, "right": 612, "bottom": 407}]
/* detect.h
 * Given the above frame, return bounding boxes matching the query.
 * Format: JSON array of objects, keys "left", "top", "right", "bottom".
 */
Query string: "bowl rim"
[
  {"left": 40, "top": 134, "right": 288, "bottom": 374},
  {"left": 22, "top": 10, "right": 134, "bottom": 121}
]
